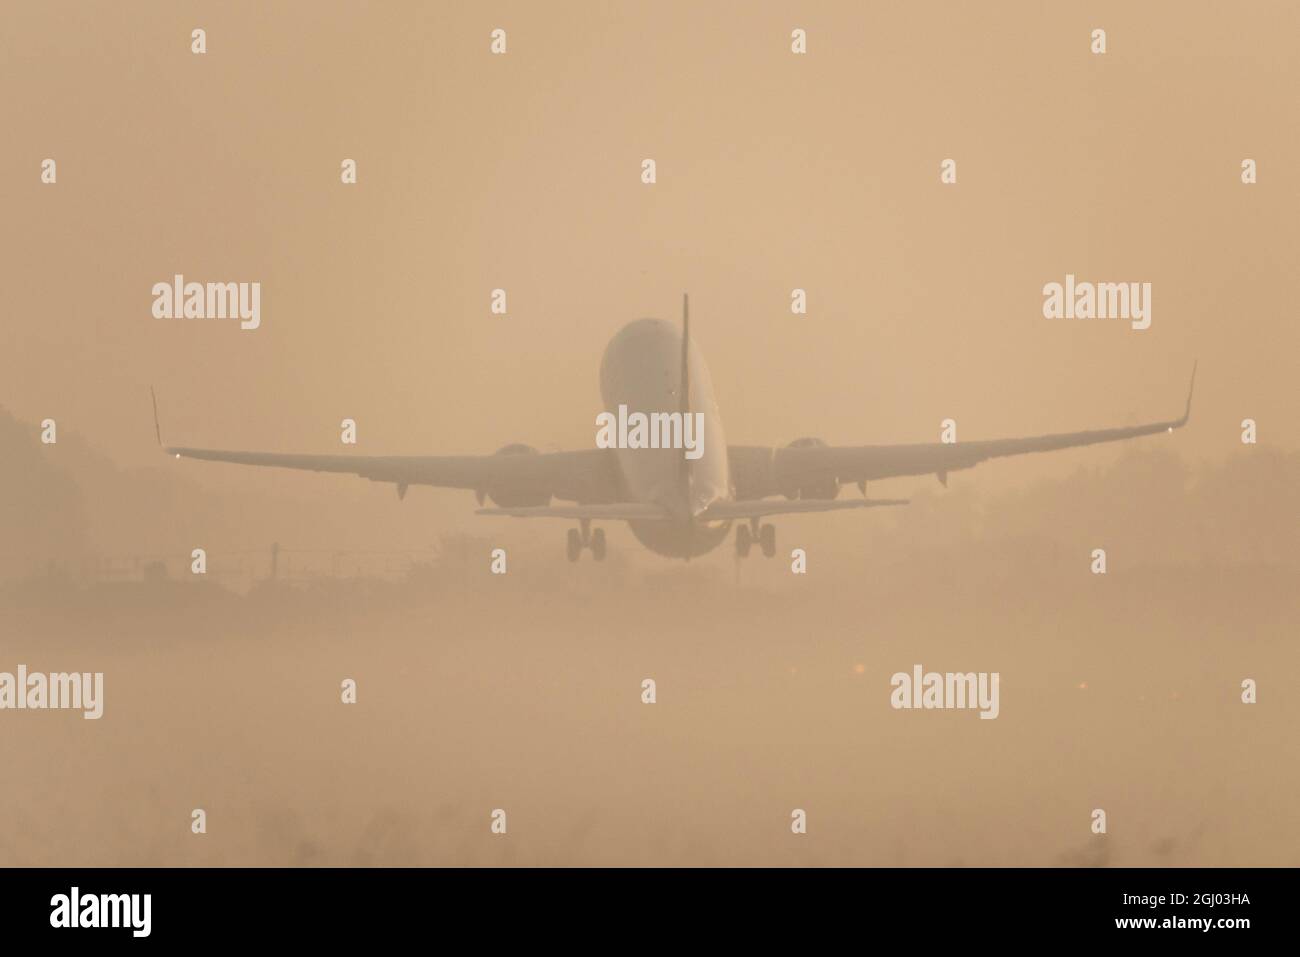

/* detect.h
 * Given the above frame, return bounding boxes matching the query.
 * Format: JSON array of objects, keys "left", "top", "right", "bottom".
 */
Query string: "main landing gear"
[
  {"left": 735, "top": 518, "right": 775, "bottom": 559},
  {"left": 566, "top": 519, "right": 606, "bottom": 562}
]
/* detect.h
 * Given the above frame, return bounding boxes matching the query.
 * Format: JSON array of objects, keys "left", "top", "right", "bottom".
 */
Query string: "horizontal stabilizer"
[
  {"left": 700, "top": 497, "right": 909, "bottom": 520},
  {"left": 476, "top": 503, "right": 671, "bottom": 520}
]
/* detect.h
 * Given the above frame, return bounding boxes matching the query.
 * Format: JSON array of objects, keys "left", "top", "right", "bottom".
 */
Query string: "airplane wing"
[
  {"left": 154, "top": 390, "right": 619, "bottom": 504},
  {"left": 163, "top": 444, "right": 617, "bottom": 500},
  {"left": 729, "top": 364, "right": 1196, "bottom": 496}
]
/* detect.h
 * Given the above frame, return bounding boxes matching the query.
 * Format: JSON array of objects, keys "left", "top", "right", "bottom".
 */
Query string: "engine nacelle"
[
  {"left": 478, "top": 444, "right": 552, "bottom": 507},
  {"left": 782, "top": 437, "right": 839, "bottom": 500}
]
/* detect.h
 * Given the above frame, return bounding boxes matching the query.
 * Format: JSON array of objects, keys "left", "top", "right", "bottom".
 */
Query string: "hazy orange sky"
[
  {"left": 3, "top": 1, "right": 1296, "bottom": 507},
  {"left": 1, "top": 1, "right": 1297, "bottom": 871}
]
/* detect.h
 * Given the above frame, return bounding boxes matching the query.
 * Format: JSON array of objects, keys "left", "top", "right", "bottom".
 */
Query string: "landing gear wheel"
[
  {"left": 760, "top": 523, "right": 776, "bottom": 558},
  {"left": 566, "top": 528, "right": 582, "bottom": 562},
  {"left": 736, "top": 524, "right": 752, "bottom": 558},
  {"left": 591, "top": 528, "right": 607, "bottom": 561}
]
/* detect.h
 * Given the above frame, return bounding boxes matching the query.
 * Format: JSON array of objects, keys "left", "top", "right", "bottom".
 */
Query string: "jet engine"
[
  {"left": 475, "top": 443, "right": 552, "bottom": 507},
  {"left": 781, "top": 436, "right": 839, "bottom": 500}
]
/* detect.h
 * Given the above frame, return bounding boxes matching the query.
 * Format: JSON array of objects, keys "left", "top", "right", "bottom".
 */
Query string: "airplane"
[{"left": 153, "top": 295, "right": 1196, "bottom": 562}]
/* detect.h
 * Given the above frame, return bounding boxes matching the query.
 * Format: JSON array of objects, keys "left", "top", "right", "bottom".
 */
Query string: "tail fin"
[
  {"left": 679, "top": 293, "right": 690, "bottom": 418},
  {"left": 678, "top": 293, "right": 693, "bottom": 522}
]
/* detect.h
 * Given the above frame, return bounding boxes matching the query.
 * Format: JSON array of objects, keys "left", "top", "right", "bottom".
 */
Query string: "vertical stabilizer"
[
  {"left": 679, "top": 293, "right": 691, "bottom": 417},
  {"left": 678, "top": 294, "right": 693, "bottom": 532}
]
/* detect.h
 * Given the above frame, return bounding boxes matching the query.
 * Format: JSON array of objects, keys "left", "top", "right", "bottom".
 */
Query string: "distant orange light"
[
  {"left": 853, "top": 663, "right": 866, "bottom": 675},
  {"left": 1078, "top": 682, "right": 1088, "bottom": 690}
]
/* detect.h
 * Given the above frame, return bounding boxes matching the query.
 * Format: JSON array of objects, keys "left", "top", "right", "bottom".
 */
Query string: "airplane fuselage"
[{"left": 598, "top": 318, "right": 733, "bottom": 558}]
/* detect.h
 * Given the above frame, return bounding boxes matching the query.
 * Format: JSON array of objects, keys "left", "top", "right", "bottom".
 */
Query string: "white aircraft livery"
[{"left": 154, "top": 295, "right": 1195, "bottom": 562}]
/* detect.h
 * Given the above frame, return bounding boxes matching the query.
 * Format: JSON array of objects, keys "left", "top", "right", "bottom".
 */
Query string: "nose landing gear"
[
  {"left": 736, "top": 519, "right": 776, "bottom": 558},
  {"left": 566, "top": 520, "right": 607, "bottom": 562}
]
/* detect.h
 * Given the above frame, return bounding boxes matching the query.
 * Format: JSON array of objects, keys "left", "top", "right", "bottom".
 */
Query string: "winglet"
[
  {"left": 150, "top": 386, "right": 163, "bottom": 447},
  {"left": 677, "top": 293, "right": 693, "bottom": 515},
  {"left": 1176, "top": 360, "right": 1197, "bottom": 428}
]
